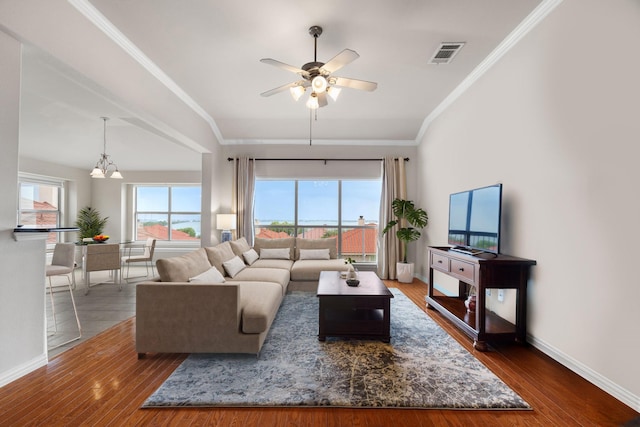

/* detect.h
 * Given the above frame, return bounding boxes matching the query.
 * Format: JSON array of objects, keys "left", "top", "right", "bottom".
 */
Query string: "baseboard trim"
[
  {"left": 418, "top": 271, "right": 638, "bottom": 411},
  {"left": 527, "top": 335, "right": 639, "bottom": 412},
  {"left": 0, "top": 353, "right": 48, "bottom": 388}
]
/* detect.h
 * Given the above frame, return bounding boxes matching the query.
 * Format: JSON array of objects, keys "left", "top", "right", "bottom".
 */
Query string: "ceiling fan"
[{"left": 260, "top": 26, "right": 377, "bottom": 109}]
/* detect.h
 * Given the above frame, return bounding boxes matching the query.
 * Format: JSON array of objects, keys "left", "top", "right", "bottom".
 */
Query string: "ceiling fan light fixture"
[
  {"left": 327, "top": 86, "right": 341, "bottom": 101},
  {"left": 306, "top": 93, "right": 319, "bottom": 109},
  {"left": 311, "top": 75, "right": 327, "bottom": 93},
  {"left": 290, "top": 85, "right": 305, "bottom": 101}
]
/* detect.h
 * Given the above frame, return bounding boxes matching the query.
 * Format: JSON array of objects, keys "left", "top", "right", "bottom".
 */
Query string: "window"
[
  {"left": 18, "top": 176, "right": 63, "bottom": 245},
  {"left": 254, "top": 179, "right": 381, "bottom": 262},
  {"left": 134, "top": 185, "right": 201, "bottom": 241}
]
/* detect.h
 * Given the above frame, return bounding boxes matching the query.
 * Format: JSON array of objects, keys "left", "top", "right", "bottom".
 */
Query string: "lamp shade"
[{"left": 216, "top": 214, "right": 237, "bottom": 230}]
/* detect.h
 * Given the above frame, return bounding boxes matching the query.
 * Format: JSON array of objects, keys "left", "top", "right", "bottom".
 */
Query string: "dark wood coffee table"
[{"left": 316, "top": 270, "right": 394, "bottom": 342}]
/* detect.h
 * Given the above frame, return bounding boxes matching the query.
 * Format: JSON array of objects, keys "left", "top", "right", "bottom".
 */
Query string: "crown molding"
[{"left": 67, "top": 0, "right": 225, "bottom": 145}]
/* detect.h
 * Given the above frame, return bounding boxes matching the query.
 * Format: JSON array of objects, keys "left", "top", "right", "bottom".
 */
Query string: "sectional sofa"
[{"left": 135, "top": 237, "right": 352, "bottom": 357}]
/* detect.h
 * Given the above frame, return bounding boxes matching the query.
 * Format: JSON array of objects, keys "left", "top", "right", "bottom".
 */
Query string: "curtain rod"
[{"left": 227, "top": 157, "right": 409, "bottom": 162}]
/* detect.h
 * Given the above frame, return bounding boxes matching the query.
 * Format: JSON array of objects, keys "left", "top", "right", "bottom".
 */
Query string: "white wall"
[
  {"left": 417, "top": 0, "right": 640, "bottom": 409},
  {"left": 0, "top": 31, "right": 49, "bottom": 387}
]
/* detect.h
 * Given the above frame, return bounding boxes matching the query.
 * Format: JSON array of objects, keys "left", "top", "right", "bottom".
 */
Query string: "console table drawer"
[
  {"left": 431, "top": 253, "right": 450, "bottom": 272},
  {"left": 450, "top": 259, "right": 475, "bottom": 283}
]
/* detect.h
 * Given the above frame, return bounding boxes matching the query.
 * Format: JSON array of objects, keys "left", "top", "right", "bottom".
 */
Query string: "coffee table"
[{"left": 316, "top": 270, "right": 394, "bottom": 342}]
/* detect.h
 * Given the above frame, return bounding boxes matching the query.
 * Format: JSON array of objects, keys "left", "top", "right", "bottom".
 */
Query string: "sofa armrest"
[{"left": 136, "top": 282, "right": 241, "bottom": 354}]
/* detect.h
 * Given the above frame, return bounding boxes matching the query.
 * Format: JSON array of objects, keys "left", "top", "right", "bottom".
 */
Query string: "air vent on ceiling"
[{"left": 429, "top": 42, "right": 465, "bottom": 64}]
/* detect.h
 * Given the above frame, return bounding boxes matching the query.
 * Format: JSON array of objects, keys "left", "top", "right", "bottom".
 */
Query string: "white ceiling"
[{"left": 10, "top": 0, "right": 544, "bottom": 172}]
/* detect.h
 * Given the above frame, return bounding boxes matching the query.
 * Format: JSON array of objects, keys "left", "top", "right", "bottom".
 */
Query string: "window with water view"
[
  {"left": 254, "top": 179, "right": 381, "bottom": 262},
  {"left": 135, "top": 185, "right": 201, "bottom": 241}
]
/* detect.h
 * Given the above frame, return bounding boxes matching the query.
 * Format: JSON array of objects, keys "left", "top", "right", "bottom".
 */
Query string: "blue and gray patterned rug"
[{"left": 143, "top": 289, "right": 530, "bottom": 409}]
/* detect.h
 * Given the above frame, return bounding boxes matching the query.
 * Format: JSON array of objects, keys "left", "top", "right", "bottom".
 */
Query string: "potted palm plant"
[
  {"left": 382, "top": 198, "right": 428, "bottom": 283},
  {"left": 75, "top": 206, "right": 108, "bottom": 242}
]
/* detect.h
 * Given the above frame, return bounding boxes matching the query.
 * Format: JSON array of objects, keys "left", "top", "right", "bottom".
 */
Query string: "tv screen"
[{"left": 448, "top": 184, "right": 502, "bottom": 254}]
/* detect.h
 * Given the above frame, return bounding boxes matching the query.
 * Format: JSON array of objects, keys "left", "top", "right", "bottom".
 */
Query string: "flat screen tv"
[{"left": 448, "top": 184, "right": 502, "bottom": 255}]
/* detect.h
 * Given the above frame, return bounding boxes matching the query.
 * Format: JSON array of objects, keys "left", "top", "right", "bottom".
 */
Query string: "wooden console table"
[{"left": 426, "top": 246, "right": 536, "bottom": 351}]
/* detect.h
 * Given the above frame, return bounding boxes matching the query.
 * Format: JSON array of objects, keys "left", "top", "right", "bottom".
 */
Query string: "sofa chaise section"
[{"left": 136, "top": 280, "right": 282, "bottom": 357}]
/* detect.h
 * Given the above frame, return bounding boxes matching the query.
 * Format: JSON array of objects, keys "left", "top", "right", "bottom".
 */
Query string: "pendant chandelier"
[{"left": 90, "top": 117, "right": 123, "bottom": 179}]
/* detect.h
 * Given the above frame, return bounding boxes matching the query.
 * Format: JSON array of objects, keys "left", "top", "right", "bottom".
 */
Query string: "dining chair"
[
  {"left": 122, "top": 238, "right": 156, "bottom": 281},
  {"left": 84, "top": 243, "right": 122, "bottom": 295},
  {"left": 45, "top": 243, "right": 81, "bottom": 346}
]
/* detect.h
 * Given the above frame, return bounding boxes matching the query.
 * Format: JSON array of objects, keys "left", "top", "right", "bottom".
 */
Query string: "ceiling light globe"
[
  {"left": 327, "top": 86, "right": 342, "bottom": 101},
  {"left": 289, "top": 85, "right": 305, "bottom": 101},
  {"left": 90, "top": 167, "right": 105, "bottom": 178},
  {"left": 306, "top": 93, "right": 319, "bottom": 109},
  {"left": 311, "top": 76, "right": 327, "bottom": 94}
]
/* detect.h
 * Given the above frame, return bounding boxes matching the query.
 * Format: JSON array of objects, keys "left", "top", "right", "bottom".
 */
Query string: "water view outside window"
[
  {"left": 254, "top": 179, "right": 381, "bottom": 262},
  {"left": 135, "top": 185, "right": 201, "bottom": 241}
]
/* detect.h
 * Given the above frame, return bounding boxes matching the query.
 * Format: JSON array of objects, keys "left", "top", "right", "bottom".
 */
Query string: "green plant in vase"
[{"left": 75, "top": 206, "right": 108, "bottom": 240}]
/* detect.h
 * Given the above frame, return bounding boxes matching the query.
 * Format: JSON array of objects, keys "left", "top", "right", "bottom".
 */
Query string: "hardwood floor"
[{"left": 0, "top": 280, "right": 637, "bottom": 426}]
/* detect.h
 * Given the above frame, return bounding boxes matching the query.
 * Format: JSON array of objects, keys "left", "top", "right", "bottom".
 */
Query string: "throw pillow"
[
  {"left": 243, "top": 248, "right": 259, "bottom": 265},
  {"left": 299, "top": 248, "right": 331, "bottom": 260},
  {"left": 259, "top": 247, "right": 290, "bottom": 259},
  {"left": 223, "top": 256, "right": 246, "bottom": 278},
  {"left": 189, "top": 266, "right": 226, "bottom": 283}
]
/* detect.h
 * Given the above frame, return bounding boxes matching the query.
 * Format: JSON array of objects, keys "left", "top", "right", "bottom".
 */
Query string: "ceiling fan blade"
[
  {"left": 260, "top": 80, "right": 309, "bottom": 97},
  {"left": 260, "top": 82, "right": 297, "bottom": 97},
  {"left": 317, "top": 92, "right": 328, "bottom": 108},
  {"left": 331, "top": 76, "right": 378, "bottom": 92},
  {"left": 320, "top": 49, "right": 360, "bottom": 74},
  {"left": 260, "top": 58, "right": 308, "bottom": 77}
]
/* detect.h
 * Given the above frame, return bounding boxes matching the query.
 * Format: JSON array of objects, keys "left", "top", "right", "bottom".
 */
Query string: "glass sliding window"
[
  {"left": 254, "top": 180, "right": 295, "bottom": 238},
  {"left": 18, "top": 178, "right": 62, "bottom": 245},
  {"left": 135, "top": 185, "right": 201, "bottom": 241},
  {"left": 253, "top": 178, "right": 381, "bottom": 262}
]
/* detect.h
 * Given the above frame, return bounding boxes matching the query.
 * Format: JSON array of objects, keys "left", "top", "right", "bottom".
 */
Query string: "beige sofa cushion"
[
  {"left": 229, "top": 237, "right": 251, "bottom": 257},
  {"left": 239, "top": 282, "right": 283, "bottom": 334},
  {"left": 205, "top": 241, "right": 236, "bottom": 275},
  {"left": 253, "top": 237, "right": 295, "bottom": 260},
  {"left": 250, "top": 259, "right": 294, "bottom": 270},
  {"left": 156, "top": 248, "right": 211, "bottom": 282},
  {"left": 295, "top": 237, "right": 338, "bottom": 260},
  {"left": 290, "top": 259, "right": 351, "bottom": 281},
  {"left": 228, "top": 267, "right": 290, "bottom": 295}
]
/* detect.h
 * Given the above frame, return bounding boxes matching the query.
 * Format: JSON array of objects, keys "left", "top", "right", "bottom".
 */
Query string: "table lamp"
[{"left": 216, "top": 214, "right": 236, "bottom": 242}]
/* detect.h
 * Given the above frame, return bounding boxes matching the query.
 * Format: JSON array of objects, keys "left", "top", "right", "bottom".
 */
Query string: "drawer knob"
[
  {"left": 437, "top": 260, "right": 443, "bottom": 264},
  {"left": 458, "top": 267, "right": 464, "bottom": 271}
]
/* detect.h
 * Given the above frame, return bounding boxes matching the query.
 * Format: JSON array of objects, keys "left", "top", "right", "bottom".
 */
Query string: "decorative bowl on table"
[
  {"left": 346, "top": 279, "right": 360, "bottom": 287},
  {"left": 93, "top": 234, "right": 110, "bottom": 243}
]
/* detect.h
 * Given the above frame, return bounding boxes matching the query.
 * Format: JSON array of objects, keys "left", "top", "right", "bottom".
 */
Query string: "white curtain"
[
  {"left": 234, "top": 157, "right": 255, "bottom": 245},
  {"left": 377, "top": 157, "right": 407, "bottom": 280}
]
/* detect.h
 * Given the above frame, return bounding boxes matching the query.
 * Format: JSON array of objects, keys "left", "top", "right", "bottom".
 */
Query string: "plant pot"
[{"left": 396, "top": 262, "right": 414, "bottom": 283}]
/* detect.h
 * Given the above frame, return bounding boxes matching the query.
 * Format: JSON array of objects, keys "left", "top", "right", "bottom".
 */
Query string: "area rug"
[{"left": 143, "top": 289, "right": 530, "bottom": 409}]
